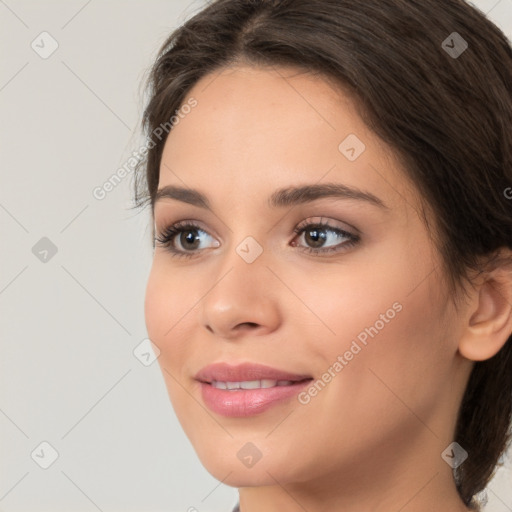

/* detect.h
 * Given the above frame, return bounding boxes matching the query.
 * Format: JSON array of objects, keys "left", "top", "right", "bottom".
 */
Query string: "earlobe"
[{"left": 458, "top": 264, "right": 512, "bottom": 362}]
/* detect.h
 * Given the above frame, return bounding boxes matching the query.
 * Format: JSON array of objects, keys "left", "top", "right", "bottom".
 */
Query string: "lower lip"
[{"left": 199, "top": 380, "right": 312, "bottom": 417}]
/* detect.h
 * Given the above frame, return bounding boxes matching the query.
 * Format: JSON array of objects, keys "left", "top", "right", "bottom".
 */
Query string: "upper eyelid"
[
  {"left": 155, "top": 218, "right": 209, "bottom": 234},
  {"left": 155, "top": 219, "right": 356, "bottom": 244},
  {"left": 155, "top": 219, "right": 353, "bottom": 238},
  {"left": 295, "top": 216, "right": 358, "bottom": 233},
  {"left": 155, "top": 214, "right": 357, "bottom": 231}
]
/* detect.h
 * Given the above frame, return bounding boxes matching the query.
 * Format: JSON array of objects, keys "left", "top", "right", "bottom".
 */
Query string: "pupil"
[
  {"left": 306, "top": 228, "right": 326, "bottom": 248},
  {"left": 182, "top": 230, "right": 200, "bottom": 249}
]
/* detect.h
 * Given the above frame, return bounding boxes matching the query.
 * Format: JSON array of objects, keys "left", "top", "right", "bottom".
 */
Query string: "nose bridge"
[
  {"left": 213, "top": 217, "right": 268, "bottom": 278},
  {"left": 208, "top": 232, "right": 268, "bottom": 306},
  {"left": 200, "top": 233, "right": 280, "bottom": 336}
]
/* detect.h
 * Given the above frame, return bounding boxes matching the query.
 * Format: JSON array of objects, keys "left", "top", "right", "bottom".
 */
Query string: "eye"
[
  {"left": 154, "top": 220, "right": 219, "bottom": 258},
  {"left": 154, "top": 217, "right": 360, "bottom": 259},
  {"left": 291, "top": 218, "right": 359, "bottom": 255}
]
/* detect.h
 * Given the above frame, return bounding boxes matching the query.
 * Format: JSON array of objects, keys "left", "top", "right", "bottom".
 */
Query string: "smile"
[{"left": 211, "top": 379, "right": 295, "bottom": 389}]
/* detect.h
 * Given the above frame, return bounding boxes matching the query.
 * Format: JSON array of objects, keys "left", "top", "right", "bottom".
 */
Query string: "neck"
[{"left": 237, "top": 473, "right": 471, "bottom": 512}]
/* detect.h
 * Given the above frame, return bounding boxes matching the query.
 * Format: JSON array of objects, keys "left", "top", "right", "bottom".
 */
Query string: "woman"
[{"left": 134, "top": 1, "right": 512, "bottom": 511}]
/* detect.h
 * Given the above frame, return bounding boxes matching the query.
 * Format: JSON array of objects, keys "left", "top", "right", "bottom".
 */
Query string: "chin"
[
  {"left": 204, "top": 463, "right": 289, "bottom": 488},
  {"left": 194, "top": 442, "right": 300, "bottom": 487}
]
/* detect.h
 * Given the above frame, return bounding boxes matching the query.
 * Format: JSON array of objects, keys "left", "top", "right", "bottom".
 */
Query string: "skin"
[{"left": 144, "top": 63, "right": 512, "bottom": 512}]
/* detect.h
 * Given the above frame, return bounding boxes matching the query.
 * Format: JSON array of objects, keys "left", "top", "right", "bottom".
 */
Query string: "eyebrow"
[{"left": 154, "top": 183, "right": 389, "bottom": 210}]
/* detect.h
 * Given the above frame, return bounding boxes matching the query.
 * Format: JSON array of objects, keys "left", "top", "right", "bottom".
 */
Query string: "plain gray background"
[{"left": 1, "top": 1, "right": 511, "bottom": 511}]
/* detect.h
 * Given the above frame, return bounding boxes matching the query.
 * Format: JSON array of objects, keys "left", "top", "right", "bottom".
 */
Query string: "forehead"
[
  {"left": 158, "top": 64, "right": 418, "bottom": 217},
  {"left": 168, "top": 63, "right": 370, "bottom": 155}
]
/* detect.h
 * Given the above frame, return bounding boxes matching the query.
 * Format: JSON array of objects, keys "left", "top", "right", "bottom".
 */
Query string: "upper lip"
[{"left": 195, "top": 362, "right": 312, "bottom": 383}]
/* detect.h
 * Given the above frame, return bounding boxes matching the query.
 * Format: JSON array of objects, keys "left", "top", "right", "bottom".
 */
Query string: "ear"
[{"left": 458, "top": 251, "right": 512, "bottom": 362}]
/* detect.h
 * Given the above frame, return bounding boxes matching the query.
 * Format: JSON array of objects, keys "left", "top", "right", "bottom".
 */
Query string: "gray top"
[{"left": 232, "top": 504, "right": 240, "bottom": 512}]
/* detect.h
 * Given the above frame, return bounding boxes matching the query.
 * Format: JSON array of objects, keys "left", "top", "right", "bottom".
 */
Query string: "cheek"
[
  {"left": 284, "top": 241, "right": 422, "bottom": 356},
  {"left": 144, "top": 261, "right": 196, "bottom": 363},
  {"left": 339, "top": 278, "right": 451, "bottom": 434},
  {"left": 292, "top": 237, "right": 452, "bottom": 415},
  {"left": 144, "top": 263, "right": 202, "bottom": 422},
  {"left": 144, "top": 265, "right": 171, "bottom": 343}
]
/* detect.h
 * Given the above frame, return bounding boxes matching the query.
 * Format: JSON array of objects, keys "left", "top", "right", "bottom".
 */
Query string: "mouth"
[
  {"left": 194, "top": 362, "right": 313, "bottom": 417},
  {"left": 195, "top": 361, "right": 312, "bottom": 384},
  {"left": 209, "top": 379, "right": 308, "bottom": 390}
]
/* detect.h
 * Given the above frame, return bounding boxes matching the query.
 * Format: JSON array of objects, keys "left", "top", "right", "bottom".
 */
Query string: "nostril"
[{"left": 240, "top": 322, "right": 259, "bottom": 329}]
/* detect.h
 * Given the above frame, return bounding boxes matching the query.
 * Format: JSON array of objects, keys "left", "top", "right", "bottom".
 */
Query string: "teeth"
[
  {"left": 241, "top": 380, "right": 262, "bottom": 389},
  {"left": 211, "top": 379, "right": 294, "bottom": 390}
]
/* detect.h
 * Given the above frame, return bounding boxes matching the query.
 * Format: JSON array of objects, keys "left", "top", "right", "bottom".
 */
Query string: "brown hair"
[{"left": 133, "top": 0, "right": 512, "bottom": 508}]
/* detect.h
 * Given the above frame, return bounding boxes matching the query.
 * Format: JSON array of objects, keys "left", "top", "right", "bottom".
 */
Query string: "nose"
[{"left": 200, "top": 245, "right": 282, "bottom": 339}]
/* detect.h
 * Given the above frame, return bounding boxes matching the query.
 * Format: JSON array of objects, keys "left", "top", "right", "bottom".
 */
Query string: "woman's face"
[{"left": 144, "top": 64, "right": 473, "bottom": 491}]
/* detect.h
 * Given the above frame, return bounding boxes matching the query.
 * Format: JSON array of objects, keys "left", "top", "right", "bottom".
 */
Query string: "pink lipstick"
[{"left": 195, "top": 362, "right": 313, "bottom": 417}]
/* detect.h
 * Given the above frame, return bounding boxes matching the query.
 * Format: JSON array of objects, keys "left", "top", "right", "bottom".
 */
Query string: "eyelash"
[{"left": 154, "top": 219, "right": 360, "bottom": 259}]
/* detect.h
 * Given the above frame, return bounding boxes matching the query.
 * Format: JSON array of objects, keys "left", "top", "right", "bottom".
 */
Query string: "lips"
[
  {"left": 195, "top": 362, "right": 313, "bottom": 417},
  {"left": 194, "top": 362, "right": 312, "bottom": 384}
]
